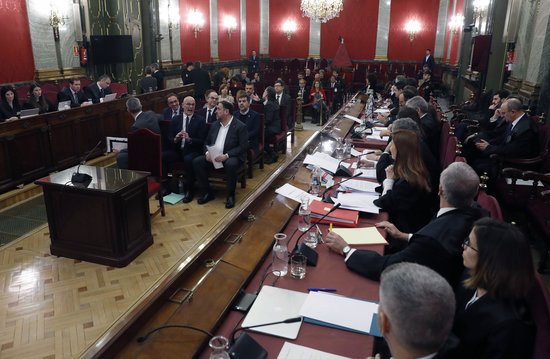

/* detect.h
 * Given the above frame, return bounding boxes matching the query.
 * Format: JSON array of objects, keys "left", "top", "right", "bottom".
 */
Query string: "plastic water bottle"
[
  {"left": 310, "top": 166, "right": 322, "bottom": 195},
  {"left": 272, "top": 233, "right": 288, "bottom": 276},
  {"left": 298, "top": 198, "right": 311, "bottom": 232}
]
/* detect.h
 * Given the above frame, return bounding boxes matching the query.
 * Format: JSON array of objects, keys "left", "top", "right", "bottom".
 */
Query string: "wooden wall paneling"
[
  {"left": 0, "top": 138, "right": 14, "bottom": 188},
  {"left": 10, "top": 119, "right": 52, "bottom": 181},
  {"left": 47, "top": 112, "right": 81, "bottom": 169}
]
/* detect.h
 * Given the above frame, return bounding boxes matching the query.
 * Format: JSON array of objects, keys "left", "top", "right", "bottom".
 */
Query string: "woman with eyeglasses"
[{"left": 453, "top": 218, "right": 535, "bottom": 358}]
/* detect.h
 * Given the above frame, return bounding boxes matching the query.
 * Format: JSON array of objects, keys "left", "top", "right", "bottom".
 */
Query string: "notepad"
[
  {"left": 277, "top": 342, "right": 351, "bottom": 359},
  {"left": 163, "top": 193, "right": 184, "bottom": 204},
  {"left": 332, "top": 227, "right": 387, "bottom": 245}
]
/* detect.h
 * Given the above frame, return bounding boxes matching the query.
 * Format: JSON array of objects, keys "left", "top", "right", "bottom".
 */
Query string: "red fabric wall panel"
[
  {"left": 268, "top": 0, "right": 309, "bottom": 58},
  {"left": 246, "top": 0, "right": 260, "bottom": 57},
  {"left": 180, "top": 0, "right": 211, "bottom": 62},
  {"left": 218, "top": 0, "right": 241, "bottom": 60},
  {"left": 0, "top": 1, "right": 34, "bottom": 83},
  {"left": 320, "top": 0, "right": 378, "bottom": 60},
  {"left": 388, "top": 0, "right": 440, "bottom": 61}
]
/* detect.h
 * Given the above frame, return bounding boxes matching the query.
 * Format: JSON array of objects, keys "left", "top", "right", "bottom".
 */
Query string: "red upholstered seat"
[
  {"left": 442, "top": 135, "right": 459, "bottom": 170},
  {"left": 110, "top": 82, "right": 128, "bottom": 97},
  {"left": 128, "top": 128, "right": 165, "bottom": 217},
  {"left": 527, "top": 274, "right": 550, "bottom": 358},
  {"left": 439, "top": 121, "right": 451, "bottom": 169},
  {"left": 476, "top": 190, "right": 503, "bottom": 220},
  {"left": 247, "top": 114, "right": 265, "bottom": 178}
]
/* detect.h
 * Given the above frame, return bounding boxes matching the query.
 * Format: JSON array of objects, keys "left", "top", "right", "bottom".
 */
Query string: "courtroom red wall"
[
  {"left": 246, "top": 0, "right": 260, "bottom": 57},
  {"left": 268, "top": 0, "right": 309, "bottom": 58},
  {"left": 180, "top": 0, "right": 210, "bottom": 62},
  {"left": 320, "top": 0, "right": 378, "bottom": 60},
  {"left": 0, "top": 0, "right": 34, "bottom": 84},
  {"left": 388, "top": 0, "right": 440, "bottom": 61},
  {"left": 217, "top": 0, "right": 240, "bottom": 60}
]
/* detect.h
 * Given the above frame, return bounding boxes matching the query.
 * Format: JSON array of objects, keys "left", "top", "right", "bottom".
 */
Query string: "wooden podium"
[{"left": 35, "top": 165, "right": 153, "bottom": 267}]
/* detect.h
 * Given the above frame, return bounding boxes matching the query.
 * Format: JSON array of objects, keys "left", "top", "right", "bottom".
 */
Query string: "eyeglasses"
[{"left": 462, "top": 238, "right": 478, "bottom": 252}]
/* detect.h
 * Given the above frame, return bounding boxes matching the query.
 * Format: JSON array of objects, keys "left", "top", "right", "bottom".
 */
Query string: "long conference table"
[{"left": 105, "top": 93, "right": 390, "bottom": 359}]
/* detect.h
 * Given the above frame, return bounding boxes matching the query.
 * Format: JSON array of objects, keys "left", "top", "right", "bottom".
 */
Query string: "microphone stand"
[
  {"left": 291, "top": 203, "right": 342, "bottom": 266},
  {"left": 334, "top": 151, "right": 373, "bottom": 177},
  {"left": 321, "top": 171, "right": 363, "bottom": 203},
  {"left": 71, "top": 140, "right": 102, "bottom": 183}
]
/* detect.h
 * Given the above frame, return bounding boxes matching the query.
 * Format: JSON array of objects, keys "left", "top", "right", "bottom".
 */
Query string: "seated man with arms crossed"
[
  {"left": 324, "top": 162, "right": 487, "bottom": 287},
  {"left": 368, "top": 263, "right": 456, "bottom": 359},
  {"left": 191, "top": 101, "right": 248, "bottom": 209}
]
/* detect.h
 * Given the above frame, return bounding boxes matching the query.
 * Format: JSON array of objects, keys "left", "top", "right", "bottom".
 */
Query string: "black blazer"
[
  {"left": 131, "top": 111, "right": 161, "bottom": 134},
  {"left": 483, "top": 114, "right": 539, "bottom": 158},
  {"left": 23, "top": 97, "right": 53, "bottom": 114},
  {"left": 420, "top": 112, "right": 441, "bottom": 160},
  {"left": 452, "top": 280, "right": 535, "bottom": 358},
  {"left": 163, "top": 107, "right": 183, "bottom": 122},
  {"left": 57, "top": 87, "right": 87, "bottom": 108},
  {"left": 0, "top": 101, "right": 22, "bottom": 120},
  {"left": 170, "top": 113, "right": 207, "bottom": 155},
  {"left": 423, "top": 54, "right": 435, "bottom": 71},
  {"left": 278, "top": 93, "right": 293, "bottom": 128},
  {"left": 84, "top": 83, "right": 112, "bottom": 104},
  {"left": 152, "top": 70, "right": 164, "bottom": 90},
  {"left": 264, "top": 100, "right": 280, "bottom": 136},
  {"left": 198, "top": 106, "right": 218, "bottom": 124},
  {"left": 345, "top": 206, "right": 487, "bottom": 285},
  {"left": 140, "top": 76, "right": 158, "bottom": 93},
  {"left": 234, "top": 109, "right": 261, "bottom": 154},
  {"left": 373, "top": 178, "right": 434, "bottom": 234},
  {"left": 204, "top": 118, "right": 249, "bottom": 163}
]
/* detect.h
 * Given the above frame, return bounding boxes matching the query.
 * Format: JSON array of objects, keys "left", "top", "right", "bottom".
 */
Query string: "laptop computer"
[
  {"left": 102, "top": 93, "right": 117, "bottom": 102},
  {"left": 19, "top": 108, "right": 40, "bottom": 119},
  {"left": 57, "top": 100, "right": 71, "bottom": 111}
]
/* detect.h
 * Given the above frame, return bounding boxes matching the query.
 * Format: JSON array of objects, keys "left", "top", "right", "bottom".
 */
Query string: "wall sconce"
[
  {"left": 404, "top": 19, "right": 421, "bottom": 42},
  {"left": 448, "top": 14, "right": 464, "bottom": 34},
  {"left": 223, "top": 16, "right": 237, "bottom": 39},
  {"left": 188, "top": 10, "right": 205, "bottom": 38},
  {"left": 49, "top": 7, "right": 68, "bottom": 41},
  {"left": 282, "top": 20, "right": 297, "bottom": 40}
]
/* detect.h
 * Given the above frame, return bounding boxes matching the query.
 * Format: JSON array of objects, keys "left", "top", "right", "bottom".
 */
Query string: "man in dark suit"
[
  {"left": 172, "top": 96, "right": 208, "bottom": 203},
  {"left": 245, "top": 83, "right": 262, "bottom": 104},
  {"left": 84, "top": 74, "right": 113, "bottom": 104},
  {"left": 274, "top": 80, "right": 292, "bottom": 129},
  {"left": 296, "top": 78, "right": 310, "bottom": 101},
  {"left": 422, "top": 49, "right": 435, "bottom": 72},
  {"left": 181, "top": 61, "right": 194, "bottom": 85},
  {"left": 162, "top": 93, "right": 182, "bottom": 121},
  {"left": 192, "top": 101, "right": 248, "bottom": 209},
  {"left": 116, "top": 97, "right": 161, "bottom": 169},
  {"left": 472, "top": 98, "right": 539, "bottom": 177},
  {"left": 57, "top": 78, "right": 89, "bottom": 108},
  {"left": 329, "top": 71, "right": 345, "bottom": 113},
  {"left": 248, "top": 50, "right": 260, "bottom": 74},
  {"left": 324, "top": 162, "right": 487, "bottom": 287},
  {"left": 406, "top": 96, "right": 441, "bottom": 160},
  {"left": 139, "top": 66, "right": 158, "bottom": 93},
  {"left": 377, "top": 263, "right": 456, "bottom": 359},
  {"left": 197, "top": 90, "right": 218, "bottom": 124},
  {"left": 234, "top": 91, "right": 261, "bottom": 155},
  {"left": 151, "top": 63, "right": 164, "bottom": 91},
  {"left": 190, "top": 61, "right": 212, "bottom": 102}
]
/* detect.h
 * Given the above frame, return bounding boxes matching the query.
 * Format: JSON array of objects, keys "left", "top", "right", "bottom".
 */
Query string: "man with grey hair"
[
  {"left": 116, "top": 97, "right": 162, "bottom": 169},
  {"left": 324, "top": 162, "right": 486, "bottom": 286},
  {"left": 84, "top": 74, "right": 112, "bottom": 104},
  {"left": 406, "top": 95, "right": 440, "bottom": 159},
  {"left": 375, "top": 263, "right": 455, "bottom": 359}
]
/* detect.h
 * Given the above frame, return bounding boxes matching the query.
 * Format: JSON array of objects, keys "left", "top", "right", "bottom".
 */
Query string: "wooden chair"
[
  {"left": 247, "top": 114, "right": 265, "bottom": 178},
  {"left": 128, "top": 128, "right": 165, "bottom": 217},
  {"left": 476, "top": 189, "right": 503, "bottom": 220},
  {"left": 523, "top": 171, "right": 550, "bottom": 272},
  {"left": 442, "top": 135, "right": 460, "bottom": 170}
]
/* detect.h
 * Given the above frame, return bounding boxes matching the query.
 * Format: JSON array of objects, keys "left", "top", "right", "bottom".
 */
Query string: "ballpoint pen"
[
  {"left": 329, "top": 223, "right": 333, "bottom": 232},
  {"left": 308, "top": 288, "right": 337, "bottom": 292}
]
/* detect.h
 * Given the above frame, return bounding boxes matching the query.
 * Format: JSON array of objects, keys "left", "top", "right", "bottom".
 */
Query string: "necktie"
[
  {"left": 100, "top": 88, "right": 105, "bottom": 97},
  {"left": 172, "top": 110, "right": 177, "bottom": 120},
  {"left": 504, "top": 123, "right": 513, "bottom": 143},
  {"left": 73, "top": 91, "right": 79, "bottom": 105},
  {"left": 276, "top": 95, "right": 280, "bottom": 103},
  {"left": 181, "top": 116, "right": 188, "bottom": 149},
  {"left": 207, "top": 109, "right": 212, "bottom": 123}
]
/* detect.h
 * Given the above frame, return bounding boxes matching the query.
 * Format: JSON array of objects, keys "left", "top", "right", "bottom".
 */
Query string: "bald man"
[{"left": 171, "top": 96, "right": 208, "bottom": 202}]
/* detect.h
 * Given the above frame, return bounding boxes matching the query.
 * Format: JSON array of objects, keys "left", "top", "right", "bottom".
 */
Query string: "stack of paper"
[
  {"left": 278, "top": 343, "right": 351, "bottom": 359},
  {"left": 276, "top": 183, "right": 321, "bottom": 204},
  {"left": 332, "top": 227, "right": 388, "bottom": 245},
  {"left": 304, "top": 152, "right": 351, "bottom": 174},
  {"left": 310, "top": 201, "right": 359, "bottom": 227},
  {"left": 332, "top": 192, "right": 380, "bottom": 214},
  {"left": 357, "top": 169, "right": 378, "bottom": 179},
  {"left": 343, "top": 114, "right": 363, "bottom": 124},
  {"left": 339, "top": 179, "right": 379, "bottom": 194}
]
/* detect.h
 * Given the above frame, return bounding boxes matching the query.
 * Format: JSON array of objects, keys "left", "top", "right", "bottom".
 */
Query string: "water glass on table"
[{"left": 290, "top": 254, "right": 307, "bottom": 279}]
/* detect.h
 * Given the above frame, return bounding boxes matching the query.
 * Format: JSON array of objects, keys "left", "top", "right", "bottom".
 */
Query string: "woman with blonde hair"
[
  {"left": 218, "top": 83, "right": 234, "bottom": 104},
  {"left": 373, "top": 129, "right": 433, "bottom": 237}
]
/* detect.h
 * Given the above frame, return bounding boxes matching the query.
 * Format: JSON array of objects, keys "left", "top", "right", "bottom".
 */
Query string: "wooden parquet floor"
[{"left": 0, "top": 129, "right": 315, "bottom": 359}]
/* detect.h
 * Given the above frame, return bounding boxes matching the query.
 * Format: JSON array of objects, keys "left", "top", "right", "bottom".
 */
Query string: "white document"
[
  {"left": 339, "top": 179, "right": 379, "bottom": 193},
  {"left": 366, "top": 133, "right": 389, "bottom": 141},
  {"left": 304, "top": 152, "right": 350, "bottom": 174},
  {"left": 343, "top": 114, "right": 363, "bottom": 124},
  {"left": 505, "top": 178, "right": 545, "bottom": 187},
  {"left": 206, "top": 145, "right": 224, "bottom": 169},
  {"left": 299, "top": 291, "right": 379, "bottom": 335},
  {"left": 357, "top": 169, "right": 378, "bottom": 179},
  {"left": 350, "top": 148, "right": 362, "bottom": 157},
  {"left": 332, "top": 227, "right": 388, "bottom": 245},
  {"left": 333, "top": 192, "right": 380, "bottom": 214},
  {"left": 242, "top": 286, "right": 307, "bottom": 339},
  {"left": 374, "top": 108, "right": 390, "bottom": 114},
  {"left": 277, "top": 342, "right": 351, "bottom": 359},
  {"left": 276, "top": 183, "right": 321, "bottom": 204}
]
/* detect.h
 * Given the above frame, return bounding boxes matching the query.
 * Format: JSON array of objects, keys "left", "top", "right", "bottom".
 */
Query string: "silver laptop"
[
  {"left": 19, "top": 108, "right": 40, "bottom": 118},
  {"left": 102, "top": 93, "right": 117, "bottom": 102},
  {"left": 57, "top": 100, "right": 71, "bottom": 111}
]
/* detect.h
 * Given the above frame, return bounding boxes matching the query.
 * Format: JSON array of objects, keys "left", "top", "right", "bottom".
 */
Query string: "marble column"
[
  {"left": 308, "top": 20, "right": 321, "bottom": 59},
  {"left": 374, "top": 0, "right": 391, "bottom": 60},
  {"left": 259, "top": 0, "right": 269, "bottom": 55},
  {"left": 240, "top": 0, "right": 247, "bottom": 58},
  {"left": 158, "top": 0, "right": 181, "bottom": 64},
  {"left": 445, "top": 0, "right": 456, "bottom": 64},
  {"left": 209, "top": 0, "right": 219, "bottom": 61},
  {"left": 435, "top": 0, "right": 450, "bottom": 61}
]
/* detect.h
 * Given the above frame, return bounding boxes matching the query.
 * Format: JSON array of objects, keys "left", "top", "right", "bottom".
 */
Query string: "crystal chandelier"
[{"left": 300, "top": 0, "right": 344, "bottom": 23}]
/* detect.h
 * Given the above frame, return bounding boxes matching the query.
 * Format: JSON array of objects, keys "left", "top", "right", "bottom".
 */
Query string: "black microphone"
[
  {"left": 228, "top": 316, "right": 302, "bottom": 359},
  {"left": 321, "top": 171, "right": 364, "bottom": 203},
  {"left": 334, "top": 151, "right": 374, "bottom": 177},
  {"left": 291, "top": 203, "right": 342, "bottom": 266},
  {"left": 71, "top": 140, "right": 102, "bottom": 183}
]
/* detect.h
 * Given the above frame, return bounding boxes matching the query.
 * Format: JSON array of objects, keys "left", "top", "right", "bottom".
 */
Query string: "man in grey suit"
[{"left": 192, "top": 101, "right": 248, "bottom": 209}]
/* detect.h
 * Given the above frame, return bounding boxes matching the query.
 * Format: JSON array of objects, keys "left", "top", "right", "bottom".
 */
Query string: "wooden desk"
[{"left": 35, "top": 165, "right": 153, "bottom": 267}]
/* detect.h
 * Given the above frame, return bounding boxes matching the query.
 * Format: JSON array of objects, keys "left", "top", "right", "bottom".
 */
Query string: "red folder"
[{"left": 310, "top": 201, "right": 359, "bottom": 227}]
